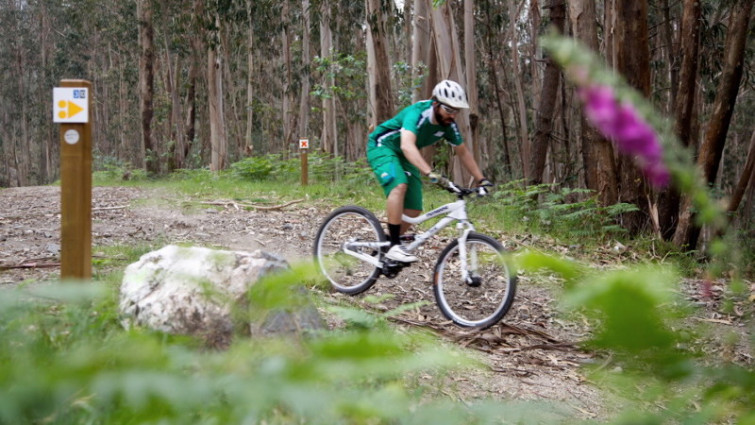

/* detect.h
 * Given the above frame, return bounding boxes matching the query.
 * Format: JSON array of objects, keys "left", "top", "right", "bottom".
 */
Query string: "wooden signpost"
[
  {"left": 300, "top": 138, "right": 309, "bottom": 186},
  {"left": 54, "top": 80, "right": 93, "bottom": 279}
]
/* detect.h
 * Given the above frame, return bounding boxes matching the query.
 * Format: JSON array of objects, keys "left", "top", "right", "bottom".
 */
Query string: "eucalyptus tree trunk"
[
  {"left": 320, "top": 1, "right": 337, "bottom": 156},
  {"left": 138, "top": 0, "right": 158, "bottom": 173},
  {"left": 658, "top": 0, "right": 701, "bottom": 238},
  {"left": 482, "top": 0, "right": 512, "bottom": 179},
  {"left": 530, "top": 0, "right": 564, "bottom": 186},
  {"left": 660, "top": 0, "right": 679, "bottom": 111},
  {"left": 297, "top": 0, "right": 311, "bottom": 144},
  {"left": 464, "top": 0, "right": 483, "bottom": 176},
  {"left": 366, "top": 0, "right": 395, "bottom": 127},
  {"left": 570, "top": 0, "right": 617, "bottom": 205},
  {"left": 185, "top": 0, "right": 203, "bottom": 164},
  {"left": 429, "top": 1, "right": 472, "bottom": 183},
  {"left": 673, "top": 0, "right": 753, "bottom": 249},
  {"left": 509, "top": 0, "right": 530, "bottom": 181},
  {"left": 728, "top": 130, "right": 755, "bottom": 214},
  {"left": 411, "top": 0, "right": 438, "bottom": 167},
  {"left": 281, "top": 0, "right": 295, "bottom": 155},
  {"left": 161, "top": 3, "right": 187, "bottom": 171},
  {"left": 208, "top": 10, "right": 228, "bottom": 171},
  {"left": 411, "top": 0, "right": 436, "bottom": 102},
  {"left": 411, "top": 0, "right": 434, "bottom": 105},
  {"left": 245, "top": 0, "right": 255, "bottom": 155},
  {"left": 613, "top": 0, "right": 652, "bottom": 234}
]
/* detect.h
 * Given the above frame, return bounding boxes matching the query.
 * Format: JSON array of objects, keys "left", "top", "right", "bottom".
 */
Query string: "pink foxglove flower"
[{"left": 579, "top": 85, "right": 670, "bottom": 187}]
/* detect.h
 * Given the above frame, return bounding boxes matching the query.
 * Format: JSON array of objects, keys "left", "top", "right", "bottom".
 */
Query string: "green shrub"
[{"left": 231, "top": 155, "right": 276, "bottom": 180}]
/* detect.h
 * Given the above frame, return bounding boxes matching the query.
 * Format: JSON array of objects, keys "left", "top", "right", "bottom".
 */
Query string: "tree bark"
[
  {"left": 613, "top": 0, "right": 652, "bottom": 234},
  {"left": 728, "top": 129, "right": 755, "bottom": 214},
  {"left": 464, "top": 0, "right": 482, "bottom": 176},
  {"left": 660, "top": 0, "right": 679, "bottom": 111},
  {"left": 673, "top": 0, "right": 753, "bottom": 248},
  {"left": 530, "top": 0, "right": 564, "bottom": 186},
  {"left": 208, "top": 11, "right": 228, "bottom": 171},
  {"left": 482, "top": 0, "right": 512, "bottom": 179},
  {"left": 658, "top": 0, "right": 702, "bottom": 238},
  {"left": 138, "top": 0, "right": 158, "bottom": 174},
  {"left": 297, "top": 0, "right": 311, "bottom": 144},
  {"left": 570, "top": 0, "right": 618, "bottom": 205},
  {"left": 411, "top": 0, "right": 439, "bottom": 168},
  {"left": 245, "top": 0, "right": 255, "bottom": 155},
  {"left": 509, "top": 1, "right": 531, "bottom": 181},
  {"left": 320, "top": 1, "right": 337, "bottom": 156},
  {"left": 185, "top": 0, "right": 203, "bottom": 165},
  {"left": 281, "top": 0, "right": 295, "bottom": 155},
  {"left": 366, "top": 0, "right": 395, "bottom": 127},
  {"left": 429, "top": 1, "right": 472, "bottom": 183}
]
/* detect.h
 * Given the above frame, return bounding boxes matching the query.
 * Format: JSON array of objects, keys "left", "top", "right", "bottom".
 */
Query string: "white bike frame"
[{"left": 342, "top": 198, "right": 477, "bottom": 282}]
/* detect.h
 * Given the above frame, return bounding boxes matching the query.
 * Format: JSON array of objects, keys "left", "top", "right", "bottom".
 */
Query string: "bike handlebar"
[{"left": 439, "top": 182, "right": 488, "bottom": 199}]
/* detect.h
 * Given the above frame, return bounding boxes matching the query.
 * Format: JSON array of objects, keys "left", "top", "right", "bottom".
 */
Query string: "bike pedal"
[{"left": 381, "top": 258, "right": 408, "bottom": 278}]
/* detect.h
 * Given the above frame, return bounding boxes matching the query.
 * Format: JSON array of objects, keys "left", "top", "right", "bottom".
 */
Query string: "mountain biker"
[{"left": 367, "top": 79, "right": 493, "bottom": 264}]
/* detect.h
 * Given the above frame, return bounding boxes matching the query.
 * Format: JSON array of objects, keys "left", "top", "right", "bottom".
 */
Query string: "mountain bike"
[{"left": 313, "top": 183, "right": 517, "bottom": 329}]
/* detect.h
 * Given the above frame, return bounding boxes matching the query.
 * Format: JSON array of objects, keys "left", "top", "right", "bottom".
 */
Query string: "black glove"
[{"left": 476, "top": 178, "right": 493, "bottom": 197}]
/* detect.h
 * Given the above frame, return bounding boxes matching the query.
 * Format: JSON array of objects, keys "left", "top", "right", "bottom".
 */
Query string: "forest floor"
[{"left": 1, "top": 185, "right": 752, "bottom": 422}]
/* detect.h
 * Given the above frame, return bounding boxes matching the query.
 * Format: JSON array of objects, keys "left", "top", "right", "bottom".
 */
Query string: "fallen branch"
[
  {"left": 93, "top": 205, "right": 128, "bottom": 212},
  {"left": 0, "top": 262, "right": 60, "bottom": 271},
  {"left": 516, "top": 342, "right": 577, "bottom": 352},
  {"left": 196, "top": 199, "right": 305, "bottom": 211}
]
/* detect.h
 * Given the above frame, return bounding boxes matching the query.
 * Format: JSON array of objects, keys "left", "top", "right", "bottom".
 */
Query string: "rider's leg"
[
  {"left": 385, "top": 184, "right": 418, "bottom": 262},
  {"left": 400, "top": 171, "right": 424, "bottom": 235},
  {"left": 386, "top": 183, "right": 408, "bottom": 246}
]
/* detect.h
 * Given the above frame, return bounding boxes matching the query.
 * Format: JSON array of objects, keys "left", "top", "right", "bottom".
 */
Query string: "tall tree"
[
  {"left": 673, "top": 0, "right": 753, "bottom": 248},
  {"left": 319, "top": 0, "right": 337, "bottom": 155},
  {"left": 658, "top": 0, "right": 702, "bottom": 238},
  {"left": 464, "top": 0, "right": 482, "bottom": 174},
  {"left": 570, "top": 0, "right": 617, "bottom": 205},
  {"left": 366, "top": 0, "right": 395, "bottom": 127},
  {"left": 612, "top": 0, "right": 652, "bottom": 233},
  {"left": 138, "top": 0, "right": 158, "bottom": 173},
  {"left": 481, "top": 0, "right": 513, "bottom": 179},
  {"left": 410, "top": 0, "right": 436, "bottom": 104},
  {"left": 208, "top": 5, "right": 228, "bottom": 171},
  {"left": 728, "top": 129, "right": 755, "bottom": 215},
  {"left": 411, "top": 0, "right": 439, "bottom": 168},
  {"left": 530, "top": 0, "right": 565, "bottom": 186},
  {"left": 281, "top": 0, "right": 295, "bottom": 154},
  {"left": 297, "top": 0, "right": 312, "bottom": 144},
  {"left": 509, "top": 0, "right": 530, "bottom": 181},
  {"left": 429, "top": 1, "right": 472, "bottom": 183},
  {"left": 245, "top": 0, "right": 255, "bottom": 155}
]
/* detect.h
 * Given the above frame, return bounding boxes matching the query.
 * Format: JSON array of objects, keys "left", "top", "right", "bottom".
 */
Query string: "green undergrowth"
[{"left": 1, "top": 267, "right": 568, "bottom": 425}]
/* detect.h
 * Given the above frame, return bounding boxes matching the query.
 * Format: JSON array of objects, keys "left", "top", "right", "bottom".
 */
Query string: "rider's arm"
[
  {"left": 453, "top": 143, "right": 485, "bottom": 183},
  {"left": 400, "top": 129, "right": 434, "bottom": 176}
]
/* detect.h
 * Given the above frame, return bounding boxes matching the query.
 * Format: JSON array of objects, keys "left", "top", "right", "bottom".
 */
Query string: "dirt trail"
[{"left": 0, "top": 185, "right": 624, "bottom": 420}]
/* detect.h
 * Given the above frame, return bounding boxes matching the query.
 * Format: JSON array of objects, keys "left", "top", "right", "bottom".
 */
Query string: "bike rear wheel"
[
  {"left": 313, "top": 206, "right": 387, "bottom": 295},
  {"left": 433, "top": 233, "right": 516, "bottom": 328}
]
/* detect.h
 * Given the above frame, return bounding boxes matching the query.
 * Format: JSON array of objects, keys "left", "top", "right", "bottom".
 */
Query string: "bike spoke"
[
  {"left": 314, "top": 207, "right": 385, "bottom": 294},
  {"left": 434, "top": 234, "right": 516, "bottom": 328}
]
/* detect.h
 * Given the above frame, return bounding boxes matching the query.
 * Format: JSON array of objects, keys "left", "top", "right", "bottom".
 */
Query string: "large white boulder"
[{"left": 119, "top": 245, "right": 319, "bottom": 346}]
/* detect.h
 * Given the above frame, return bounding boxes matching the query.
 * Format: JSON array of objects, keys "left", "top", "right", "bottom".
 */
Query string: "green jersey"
[{"left": 368, "top": 100, "right": 463, "bottom": 152}]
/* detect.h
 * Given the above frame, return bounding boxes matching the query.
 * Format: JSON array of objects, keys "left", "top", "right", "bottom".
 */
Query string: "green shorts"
[{"left": 366, "top": 143, "right": 423, "bottom": 211}]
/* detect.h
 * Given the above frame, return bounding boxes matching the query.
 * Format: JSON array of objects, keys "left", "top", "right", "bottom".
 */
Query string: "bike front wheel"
[
  {"left": 313, "top": 206, "right": 387, "bottom": 295},
  {"left": 433, "top": 233, "right": 517, "bottom": 328}
]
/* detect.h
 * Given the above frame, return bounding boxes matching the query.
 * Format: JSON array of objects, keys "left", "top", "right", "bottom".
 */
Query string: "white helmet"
[{"left": 432, "top": 80, "right": 469, "bottom": 109}]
